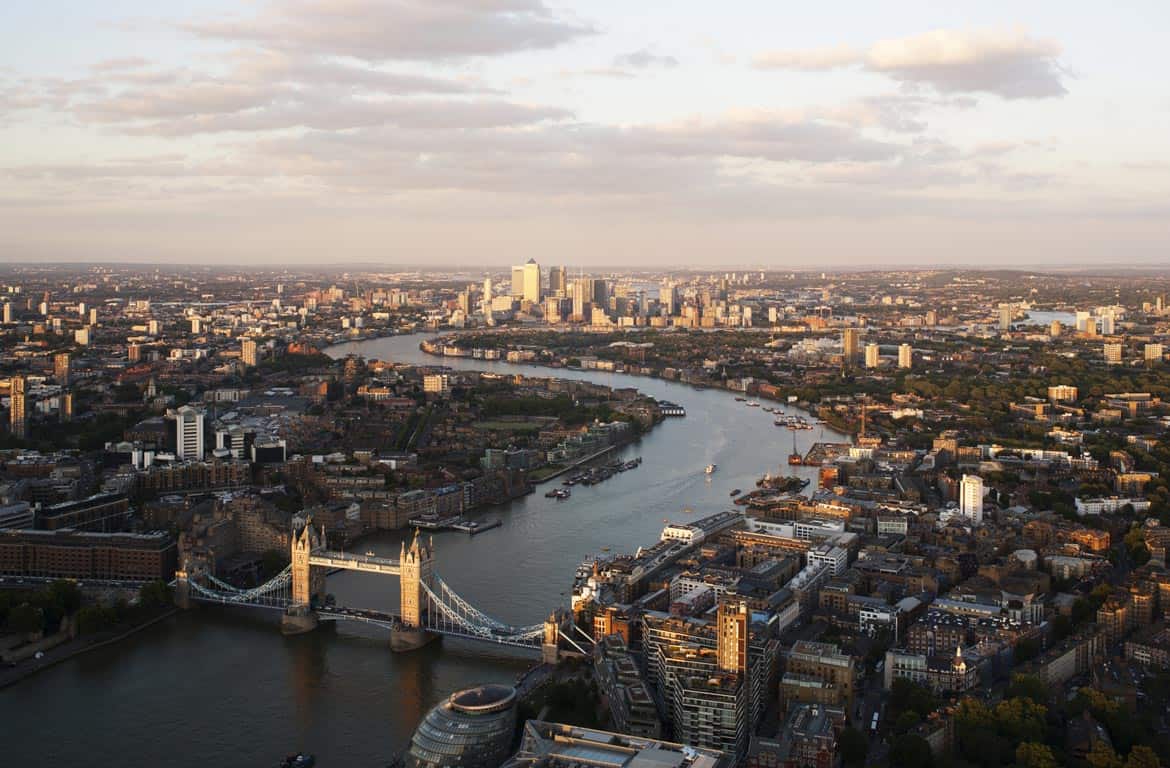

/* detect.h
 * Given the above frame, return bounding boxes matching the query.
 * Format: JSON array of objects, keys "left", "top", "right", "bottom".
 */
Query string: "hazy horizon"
[{"left": 3, "top": 1, "right": 1168, "bottom": 266}]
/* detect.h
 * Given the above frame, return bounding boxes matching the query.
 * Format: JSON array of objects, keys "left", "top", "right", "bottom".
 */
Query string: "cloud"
[
  {"left": 185, "top": 0, "right": 596, "bottom": 61},
  {"left": 33, "top": 50, "right": 530, "bottom": 135},
  {"left": 754, "top": 27, "right": 1068, "bottom": 99},
  {"left": 753, "top": 45, "right": 860, "bottom": 71},
  {"left": 613, "top": 49, "right": 679, "bottom": 69}
]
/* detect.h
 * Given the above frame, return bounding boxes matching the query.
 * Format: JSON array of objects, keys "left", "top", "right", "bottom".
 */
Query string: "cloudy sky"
[{"left": 1, "top": 1, "right": 1168, "bottom": 267}]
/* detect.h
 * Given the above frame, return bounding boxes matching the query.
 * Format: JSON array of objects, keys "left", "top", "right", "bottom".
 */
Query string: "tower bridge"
[{"left": 174, "top": 518, "right": 592, "bottom": 659}]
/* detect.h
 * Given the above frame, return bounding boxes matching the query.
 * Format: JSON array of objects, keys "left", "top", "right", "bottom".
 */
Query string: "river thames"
[{"left": 1, "top": 333, "right": 845, "bottom": 767}]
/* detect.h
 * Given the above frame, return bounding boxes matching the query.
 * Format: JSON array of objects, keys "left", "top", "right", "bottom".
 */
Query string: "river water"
[{"left": 1, "top": 333, "right": 845, "bottom": 767}]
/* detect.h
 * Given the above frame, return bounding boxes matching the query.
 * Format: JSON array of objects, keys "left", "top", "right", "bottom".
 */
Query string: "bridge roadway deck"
[{"left": 308, "top": 550, "right": 401, "bottom": 575}]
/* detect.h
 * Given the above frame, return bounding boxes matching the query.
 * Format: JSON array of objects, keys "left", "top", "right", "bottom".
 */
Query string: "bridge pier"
[
  {"left": 390, "top": 625, "right": 440, "bottom": 652},
  {"left": 281, "top": 604, "right": 320, "bottom": 636}
]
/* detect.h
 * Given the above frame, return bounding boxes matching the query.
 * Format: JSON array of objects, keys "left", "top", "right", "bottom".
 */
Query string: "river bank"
[
  {"left": 0, "top": 608, "right": 178, "bottom": 690},
  {"left": 413, "top": 333, "right": 845, "bottom": 431}
]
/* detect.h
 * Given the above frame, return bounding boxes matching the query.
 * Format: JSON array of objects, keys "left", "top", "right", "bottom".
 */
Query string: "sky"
[{"left": 1, "top": 1, "right": 1168, "bottom": 268}]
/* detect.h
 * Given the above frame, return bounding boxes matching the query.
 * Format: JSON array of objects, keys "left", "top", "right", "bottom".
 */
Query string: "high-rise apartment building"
[
  {"left": 54, "top": 352, "right": 71, "bottom": 384},
  {"left": 841, "top": 329, "right": 859, "bottom": 365},
  {"left": 960, "top": 474, "right": 984, "bottom": 523},
  {"left": 865, "top": 344, "right": 880, "bottom": 369},
  {"left": 1104, "top": 343, "right": 1123, "bottom": 365},
  {"left": 641, "top": 603, "right": 776, "bottom": 760},
  {"left": 9, "top": 376, "right": 26, "bottom": 439},
  {"left": 1145, "top": 343, "right": 1163, "bottom": 363},
  {"left": 898, "top": 344, "right": 912, "bottom": 369},
  {"left": 998, "top": 303, "right": 1012, "bottom": 332},
  {"left": 173, "top": 406, "right": 204, "bottom": 461},
  {"left": 241, "top": 339, "right": 258, "bottom": 367}
]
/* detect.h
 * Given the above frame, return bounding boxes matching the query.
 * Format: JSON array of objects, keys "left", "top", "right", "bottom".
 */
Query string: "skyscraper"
[
  {"left": 9, "top": 376, "right": 26, "bottom": 439},
  {"left": 841, "top": 329, "right": 859, "bottom": 365},
  {"left": 960, "top": 474, "right": 984, "bottom": 524},
  {"left": 548, "top": 266, "right": 566, "bottom": 296},
  {"left": 522, "top": 258, "right": 541, "bottom": 304},
  {"left": 511, "top": 266, "right": 524, "bottom": 298},
  {"left": 54, "top": 352, "right": 71, "bottom": 384},
  {"left": 241, "top": 338, "right": 258, "bottom": 367},
  {"left": 998, "top": 303, "right": 1012, "bottom": 332},
  {"left": 898, "top": 344, "right": 912, "bottom": 369},
  {"left": 173, "top": 406, "right": 204, "bottom": 461}
]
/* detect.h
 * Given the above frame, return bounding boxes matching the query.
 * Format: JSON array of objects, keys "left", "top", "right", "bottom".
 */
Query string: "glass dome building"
[{"left": 404, "top": 684, "right": 518, "bottom": 768}]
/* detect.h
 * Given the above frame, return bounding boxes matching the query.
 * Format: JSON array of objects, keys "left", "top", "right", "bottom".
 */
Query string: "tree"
[
  {"left": 1124, "top": 746, "right": 1161, "bottom": 768},
  {"left": 1005, "top": 674, "right": 1049, "bottom": 705},
  {"left": 7, "top": 603, "right": 43, "bottom": 635},
  {"left": 889, "top": 734, "right": 933, "bottom": 768},
  {"left": 839, "top": 727, "right": 867, "bottom": 768},
  {"left": 1016, "top": 742, "right": 1059, "bottom": 768},
  {"left": 895, "top": 710, "right": 923, "bottom": 735},
  {"left": 994, "top": 697, "right": 1047, "bottom": 744},
  {"left": 48, "top": 579, "right": 82, "bottom": 614},
  {"left": 1086, "top": 741, "right": 1123, "bottom": 768},
  {"left": 138, "top": 580, "right": 173, "bottom": 611}
]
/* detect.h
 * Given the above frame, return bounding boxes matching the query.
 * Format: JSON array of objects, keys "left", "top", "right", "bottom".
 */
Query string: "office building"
[
  {"left": 781, "top": 640, "right": 856, "bottom": 710},
  {"left": 173, "top": 405, "right": 205, "bottom": 461},
  {"left": 1104, "top": 343, "right": 1123, "bottom": 365},
  {"left": 404, "top": 685, "right": 517, "bottom": 768},
  {"left": 54, "top": 352, "right": 71, "bottom": 384},
  {"left": 841, "top": 329, "right": 859, "bottom": 365},
  {"left": 570, "top": 279, "right": 591, "bottom": 320},
  {"left": 548, "top": 265, "right": 566, "bottom": 296},
  {"left": 865, "top": 343, "right": 880, "bottom": 369},
  {"left": 898, "top": 343, "right": 912, "bottom": 369},
  {"left": 241, "top": 338, "right": 258, "bottom": 367},
  {"left": 8, "top": 376, "right": 26, "bottom": 439},
  {"left": 522, "top": 258, "right": 541, "bottom": 304},
  {"left": 1075, "top": 311, "right": 1092, "bottom": 333},
  {"left": 511, "top": 265, "right": 524, "bottom": 298},
  {"left": 960, "top": 474, "right": 984, "bottom": 523}
]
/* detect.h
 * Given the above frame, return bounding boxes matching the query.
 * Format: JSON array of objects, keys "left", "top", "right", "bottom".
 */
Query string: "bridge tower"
[
  {"left": 291, "top": 517, "right": 325, "bottom": 607},
  {"left": 399, "top": 530, "right": 434, "bottom": 626}
]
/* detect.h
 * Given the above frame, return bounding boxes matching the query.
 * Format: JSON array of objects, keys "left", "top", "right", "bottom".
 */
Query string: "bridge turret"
[
  {"left": 291, "top": 515, "right": 325, "bottom": 606},
  {"left": 400, "top": 529, "right": 435, "bottom": 628}
]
